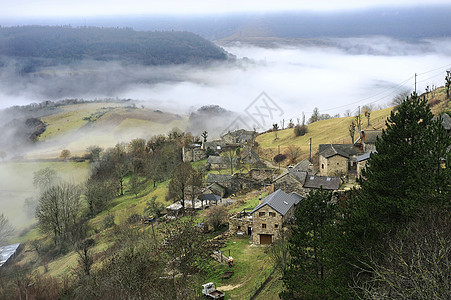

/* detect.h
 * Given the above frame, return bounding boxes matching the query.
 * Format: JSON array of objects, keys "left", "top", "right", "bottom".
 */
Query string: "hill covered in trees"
[{"left": 0, "top": 26, "right": 229, "bottom": 73}]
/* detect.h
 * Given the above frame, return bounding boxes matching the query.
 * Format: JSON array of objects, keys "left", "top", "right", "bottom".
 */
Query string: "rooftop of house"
[
  {"left": 166, "top": 200, "right": 203, "bottom": 211},
  {"left": 0, "top": 243, "right": 20, "bottom": 267},
  {"left": 303, "top": 175, "right": 341, "bottom": 190},
  {"left": 357, "top": 150, "right": 377, "bottom": 162},
  {"left": 433, "top": 113, "right": 451, "bottom": 130},
  {"left": 274, "top": 170, "right": 307, "bottom": 185},
  {"left": 319, "top": 143, "right": 361, "bottom": 159},
  {"left": 198, "top": 193, "right": 222, "bottom": 202},
  {"left": 250, "top": 189, "right": 302, "bottom": 216},
  {"left": 354, "top": 130, "right": 383, "bottom": 145},
  {"left": 206, "top": 173, "right": 232, "bottom": 183}
]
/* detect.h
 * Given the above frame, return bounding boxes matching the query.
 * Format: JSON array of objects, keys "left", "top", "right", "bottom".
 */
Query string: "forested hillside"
[{"left": 0, "top": 26, "right": 228, "bottom": 73}]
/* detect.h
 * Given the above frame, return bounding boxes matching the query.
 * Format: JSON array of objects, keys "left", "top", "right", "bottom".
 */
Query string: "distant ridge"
[{"left": 0, "top": 26, "right": 228, "bottom": 73}]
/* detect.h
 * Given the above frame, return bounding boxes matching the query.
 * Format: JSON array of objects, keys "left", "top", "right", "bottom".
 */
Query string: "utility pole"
[
  {"left": 278, "top": 145, "right": 280, "bottom": 170},
  {"left": 415, "top": 73, "right": 417, "bottom": 93},
  {"left": 357, "top": 106, "right": 361, "bottom": 132},
  {"left": 309, "top": 137, "right": 312, "bottom": 162}
]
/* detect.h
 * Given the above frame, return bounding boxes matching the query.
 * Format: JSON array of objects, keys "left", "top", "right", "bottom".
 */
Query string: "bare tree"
[
  {"left": 269, "top": 229, "right": 291, "bottom": 273},
  {"left": 391, "top": 90, "right": 411, "bottom": 107},
  {"left": 0, "top": 213, "right": 14, "bottom": 246},
  {"left": 168, "top": 162, "right": 195, "bottom": 213},
  {"left": 35, "top": 182, "right": 83, "bottom": 245},
  {"left": 221, "top": 148, "right": 239, "bottom": 175},
  {"left": 33, "top": 167, "right": 60, "bottom": 192},
  {"left": 205, "top": 205, "right": 228, "bottom": 231},
  {"left": 59, "top": 149, "right": 71, "bottom": 161},
  {"left": 446, "top": 70, "right": 451, "bottom": 99},
  {"left": 349, "top": 121, "right": 356, "bottom": 143},
  {"left": 355, "top": 208, "right": 451, "bottom": 300},
  {"left": 362, "top": 105, "right": 372, "bottom": 127},
  {"left": 285, "top": 145, "right": 302, "bottom": 164}
]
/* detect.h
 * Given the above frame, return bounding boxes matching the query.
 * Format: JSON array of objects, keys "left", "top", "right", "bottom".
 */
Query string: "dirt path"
[{"left": 218, "top": 278, "right": 250, "bottom": 291}]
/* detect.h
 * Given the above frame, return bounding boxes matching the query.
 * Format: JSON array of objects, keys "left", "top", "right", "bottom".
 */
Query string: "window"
[
  {"left": 237, "top": 226, "right": 241, "bottom": 230},
  {"left": 269, "top": 212, "right": 275, "bottom": 217},
  {"left": 322, "top": 164, "right": 324, "bottom": 169},
  {"left": 259, "top": 212, "right": 265, "bottom": 217},
  {"left": 262, "top": 224, "right": 266, "bottom": 229},
  {"left": 275, "top": 224, "right": 279, "bottom": 228}
]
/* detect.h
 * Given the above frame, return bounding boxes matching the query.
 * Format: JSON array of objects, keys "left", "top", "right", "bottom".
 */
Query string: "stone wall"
[
  {"left": 252, "top": 206, "right": 284, "bottom": 245},
  {"left": 229, "top": 213, "right": 253, "bottom": 236},
  {"left": 182, "top": 147, "right": 207, "bottom": 162},
  {"left": 319, "top": 154, "right": 348, "bottom": 177},
  {"left": 273, "top": 174, "right": 306, "bottom": 195}
]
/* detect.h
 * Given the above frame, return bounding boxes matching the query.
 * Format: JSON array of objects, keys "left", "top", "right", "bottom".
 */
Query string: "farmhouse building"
[
  {"left": 318, "top": 143, "right": 361, "bottom": 177},
  {"left": 250, "top": 190, "right": 302, "bottom": 245}
]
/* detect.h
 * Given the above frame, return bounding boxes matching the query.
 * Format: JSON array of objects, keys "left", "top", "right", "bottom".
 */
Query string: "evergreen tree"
[
  {"left": 281, "top": 188, "right": 338, "bottom": 299},
  {"left": 359, "top": 93, "right": 449, "bottom": 232}
]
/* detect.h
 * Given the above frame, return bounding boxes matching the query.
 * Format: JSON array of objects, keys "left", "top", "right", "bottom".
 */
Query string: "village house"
[
  {"left": 434, "top": 113, "right": 451, "bottom": 135},
  {"left": 356, "top": 150, "right": 377, "bottom": 178},
  {"left": 318, "top": 130, "right": 382, "bottom": 179},
  {"left": 354, "top": 130, "right": 383, "bottom": 152},
  {"left": 182, "top": 143, "right": 207, "bottom": 162},
  {"left": 206, "top": 174, "right": 233, "bottom": 195},
  {"left": 166, "top": 200, "right": 203, "bottom": 218},
  {"left": 221, "top": 129, "right": 256, "bottom": 145},
  {"left": 229, "top": 209, "right": 253, "bottom": 236},
  {"left": 318, "top": 143, "right": 361, "bottom": 178},
  {"left": 302, "top": 174, "right": 341, "bottom": 193},
  {"left": 206, "top": 155, "right": 238, "bottom": 170},
  {"left": 273, "top": 159, "right": 340, "bottom": 195},
  {"left": 250, "top": 189, "right": 302, "bottom": 245}
]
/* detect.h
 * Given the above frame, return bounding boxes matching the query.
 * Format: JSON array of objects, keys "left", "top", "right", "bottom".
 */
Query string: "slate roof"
[
  {"left": 290, "top": 159, "right": 311, "bottom": 172},
  {"left": 319, "top": 144, "right": 360, "bottom": 158},
  {"left": 357, "top": 150, "right": 377, "bottom": 162},
  {"left": 274, "top": 170, "right": 307, "bottom": 185},
  {"left": 357, "top": 130, "right": 383, "bottom": 144},
  {"left": 303, "top": 175, "right": 341, "bottom": 190},
  {"left": 0, "top": 243, "right": 20, "bottom": 267},
  {"left": 166, "top": 200, "right": 203, "bottom": 211},
  {"left": 250, "top": 189, "right": 302, "bottom": 216},
  {"left": 198, "top": 193, "right": 222, "bottom": 202},
  {"left": 206, "top": 173, "right": 232, "bottom": 183},
  {"left": 433, "top": 113, "right": 451, "bottom": 131}
]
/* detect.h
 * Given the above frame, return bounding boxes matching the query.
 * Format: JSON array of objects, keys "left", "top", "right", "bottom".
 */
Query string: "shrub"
[
  {"left": 274, "top": 153, "right": 287, "bottom": 163},
  {"left": 294, "top": 124, "right": 308, "bottom": 137}
]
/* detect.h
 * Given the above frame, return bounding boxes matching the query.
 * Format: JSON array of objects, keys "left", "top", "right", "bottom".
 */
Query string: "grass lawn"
[{"left": 206, "top": 236, "right": 275, "bottom": 299}]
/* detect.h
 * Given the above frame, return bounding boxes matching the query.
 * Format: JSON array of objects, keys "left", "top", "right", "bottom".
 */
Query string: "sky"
[{"left": 2, "top": 0, "right": 451, "bottom": 18}]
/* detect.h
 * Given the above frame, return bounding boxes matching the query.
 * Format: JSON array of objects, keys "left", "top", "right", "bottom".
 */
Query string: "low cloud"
[{"left": 0, "top": 36, "right": 450, "bottom": 131}]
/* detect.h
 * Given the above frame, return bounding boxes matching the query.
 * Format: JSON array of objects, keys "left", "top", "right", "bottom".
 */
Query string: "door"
[
  {"left": 260, "top": 234, "right": 272, "bottom": 245},
  {"left": 248, "top": 226, "right": 252, "bottom": 235}
]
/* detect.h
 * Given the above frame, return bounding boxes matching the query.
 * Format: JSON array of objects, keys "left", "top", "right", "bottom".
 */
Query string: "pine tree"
[
  {"left": 359, "top": 93, "right": 449, "bottom": 229},
  {"left": 281, "top": 188, "right": 339, "bottom": 299}
]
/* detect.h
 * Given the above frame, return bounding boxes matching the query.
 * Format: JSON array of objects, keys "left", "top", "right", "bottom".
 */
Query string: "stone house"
[
  {"left": 206, "top": 155, "right": 238, "bottom": 170},
  {"left": 273, "top": 170, "right": 307, "bottom": 195},
  {"left": 318, "top": 144, "right": 361, "bottom": 177},
  {"left": 250, "top": 189, "right": 302, "bottom": 245},
  {"left": 206, "top": 174, "right": 233, "bottom": 195},
  {"left": 354, "top": 130, "right": 382, "bottom": 152},
  {"left": 302, "top": 175, "right": 341, "bottom": 193},
  {"left": 229, "top": 210, "right": 253, "bottom": 236},
  {"left": 356, "top": 150, "right": 376, "bottom": 178},
  {"left": 182, "top": 144, "right": 206, "bottom": 162},
  {"left": 221, "top": 129, "right": 256, "bottom": 145},
  {"left": 433, "top": 113, "right": 451, "bottom": 135}
]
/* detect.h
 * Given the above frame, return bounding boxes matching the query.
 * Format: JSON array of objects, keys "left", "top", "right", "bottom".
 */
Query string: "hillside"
[
  {"left": 0, "top": 26, "right": 228, "bottom": 73},
  {"left": 0, "top": 100, "right": 189, "bottom": 160},
  {"left": 256, "top": 87, "right": 450, "bottom": 163}
]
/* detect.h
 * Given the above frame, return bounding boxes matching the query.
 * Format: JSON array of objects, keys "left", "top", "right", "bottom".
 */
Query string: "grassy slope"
[
  {"left": 256, "top": 88, "right": 450, "bottom": 163},
  {"left": 33, "top": 102, "right": 188, "bottom": 158}
]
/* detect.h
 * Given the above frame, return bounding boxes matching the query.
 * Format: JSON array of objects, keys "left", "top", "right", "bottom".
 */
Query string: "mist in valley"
[{"left": 0, "top": 35, "right": 450, "bottom": 239}]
